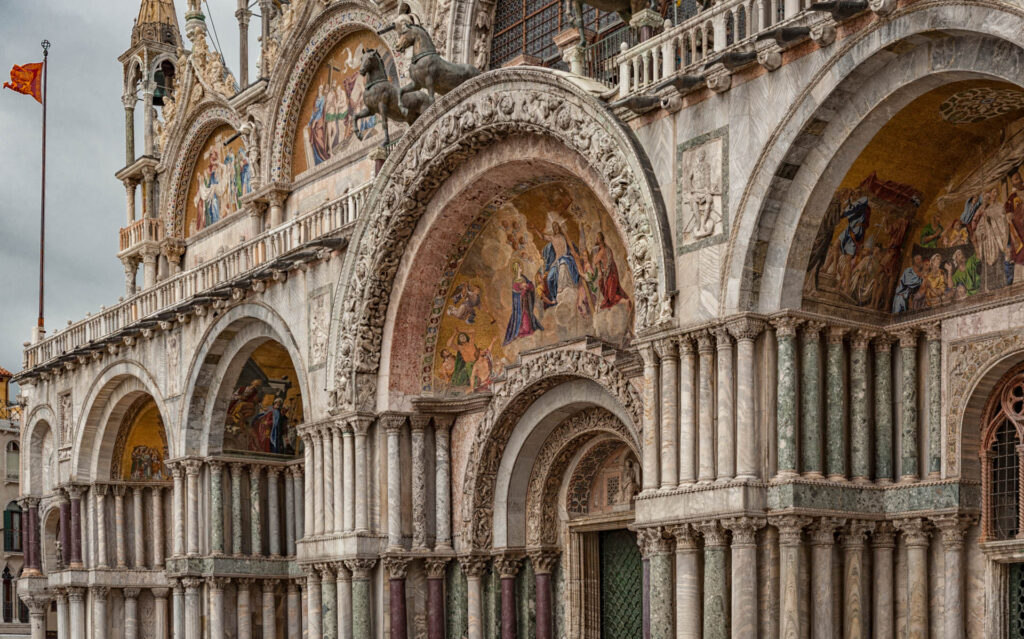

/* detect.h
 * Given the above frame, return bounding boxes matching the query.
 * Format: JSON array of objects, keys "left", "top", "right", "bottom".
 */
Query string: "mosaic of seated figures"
[
  {"left": 112, "top": 397, "right": 168, "bottom": 480},
  {"left": 805, "top": 81, "right": 1024, "bottom": 315},
  {"left": 426, "top": 180, "right": 635, "bottom": 393},
  {"left": 223, "top": 341, "right": 303, "bottom": 457}
]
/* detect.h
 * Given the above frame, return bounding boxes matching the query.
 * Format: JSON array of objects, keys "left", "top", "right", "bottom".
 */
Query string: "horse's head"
[
  {"left": 359, "top": 48, "right": 383, "bottom": 76},
  {"left": 395, "top": 23, "right": 434, "bottom": 54}
]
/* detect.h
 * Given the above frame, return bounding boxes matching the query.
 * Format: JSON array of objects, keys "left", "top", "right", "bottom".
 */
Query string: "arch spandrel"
[{"left": 329, "top": 68, "right": 674, "bottom": 413}]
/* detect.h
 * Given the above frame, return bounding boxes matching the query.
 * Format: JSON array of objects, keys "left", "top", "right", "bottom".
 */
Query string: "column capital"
[
  {"left": 527, "top": 549, "right": 560, "bottom": 575},
  {"left": 383, "top": 555, "right": 411, "bottom": 579},
  {"left": 93, "top": 586, "right": 111, "bottom": 599},
  {"left": 123, "top": 587, "right": 141, "bottom": 599},
  {"left": 167, "top": 461, "right": 184, "bottom": 479},
  {"left": 20, "top": 496, "right": 40, "bottom": 509},
  {"left": 424, "top": 556, "right": 452, "bottom": 579},
  {"left": 20, "top": 594, "right": 51, "bottom": 614},
  {"left": 132, "top": 484, "right": 146, "bottom": 496},
  {"left": 344, "top": 557, "right": 378, "bottom": 579},
  {"left": 841, "top": 520, "right": 875, "bottom": 548},
  {"left": 151, "top": 588, "right": 170, "bottom": 599},
  {"left": 350, "top": 415, "right": 374, "bottom": 436},
  {"left": 800, "top": 319, "right": 826, "bottom": 339},
  {"left": 809, "top": 516, "right": 846, "bottom": 545},
  {"left": 827, "top": 325, "right": 848, "bottom": 343},
  {"left": 769, "top": 515, "right": 812, "bottom": 546},
  {"left": 265, "top": 464, "right": 284, "bottom": 478},
  {"left": 314, "top": 562, "right": 336, "bottom": 580},
  {"left": 893, "top": 328, "right": 919, "bottom": 348},
  {"left": 894, "top": 517, "right": 931, "bottom": 547},
  {"left": 53, "top": 588, "right": 68, "bottom": 603},
  {"left": 237, "top": 577, "right": 256, "bottom": 589},
  {"left": 205, "top": 577, "right": 229, "bottom": 592},
  {"left": 712, "top": 325, "right": 734, "bottom": 348},
  {"left": 695, "top": 330, "right": 715, "bottom": 353},
  {"left": 771, "top": 315, "right": 803, "bottom": 338},
  {"left": 932, "top": 513, "right": 976, "bottom": 549},
  {"left": 653, "top": 337, "right": 677, "bottom": 359},
  {"left": 850, "top": 330, "right": 877, "bottom": 350},
  {"left": 923, "top": 322, "right": 942, "bottom": 341},
  {"left": 722, "top": 516, "right": 766, "bottom": 546},
  {"left": 695, "top": 520, "right": 728, "bottom": 548},
  {"left": 635, "top": 526, "right": 672, "bottom": 558},
  {"left": 66, "top": 586, "right": 86, "bottom": 602},
  {"left": 229, "top": 462, "right": 246, "bottom": 476},
  {"left": 206, "top": 459, "right": 224, "bottom": 472},
  {"left": 638, "top": 341, "right": 657, "bottom": 364},
  {"left": 676, "top": 334, "right": 695, "bottom": 354},
  {"left": 112, "top": 484, "right": 129, "bottom": 498},
  {"left": 333, "top": 562, "right": 352, "bottom": 581},
  {"left": 727, "top": 316, "right": 766, "bottom": 341},
  {"left": 263, "top": 578, "right": 281, "bottom": 589},
  {"left": 459, "top": 554, "right": 491, "bottom": 578},
  {"left": 288, "top": 464, "right": 304, "bottom": 479},
  {"left": 65, "top": 484, "right": 85, "bottom": 500},
  {"left": 874, "top": 333, "right": 895, "bottom": 351},
  {"left": 248, "top": 463, "right": 264, "bottom": 477},
  {"left": 93, "top": 484, "right": 110, "bottom": 497},
  {"left": 669, "top": 524, "right": 699, "bottom": 550},
  {"left": 181, "top": 578, "right": 203, "bottom": 590},
  {"left": 409, "top": 413, "right": 432, "bottom": 432},
  {"left": 493, "top": 552, "right": 524, "bottom": 579},
  {"left": 182, "top": 459, "right": 203, "bottom": 476}
]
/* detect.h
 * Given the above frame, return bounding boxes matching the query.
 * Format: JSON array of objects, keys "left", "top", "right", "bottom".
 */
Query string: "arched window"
[
  {"left": 3, "top": 502, "right": 21, "bottom": 553},
  {"left": 983, "top": 368, "right": 1024, "bottom": 541},
  {"left": 5, "top": 442, "right": 18, "bottom": 481}
]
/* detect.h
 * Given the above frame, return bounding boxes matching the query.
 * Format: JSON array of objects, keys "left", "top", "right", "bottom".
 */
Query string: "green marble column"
[
  {"left": 850, "top": 333, "right": 871, "bottom": 482},
  {"left": 773, "top": 318, "right": 801, "bottom": 477},
  {"left": 640, "top": 527, "right": 674, "bottom": 639},
  {"left": 447, "top": 562, "right": 468, "bottom": 639},
  {"left": 230, "top": 463, "right": 244, "bottom": 555},
  {"left": 321, "top": 567, "right": 338, "bottom": 639},
  {"left": 209, "top": 461, "right": 224, "bottom": 555},
  {"left": 926, "top": 325, "right": 942, "bottom": 477},
  {"left": 898, "top": 331, "right": 919, "bottom": 481},
  {"left": 874, "top": 337, "right": 894, "bottom": 483},
  {"left": 698, "top": 522, "right": 728, "bottom": 639},
  {"left": 346, "top": 559, "right": 376, "bottom": 639},
  {"left": 826, "top": 328, "right": 847, "bottom": 480},
  {"left": 800, "top": 322, "right": 823, "bottom": 478}
]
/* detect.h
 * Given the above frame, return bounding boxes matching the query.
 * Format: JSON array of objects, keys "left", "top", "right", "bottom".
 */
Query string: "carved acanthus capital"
[
  {"left": 344, "top": 558, "right": 377, "bottom": 580},
  {"left": 527, "top": 550, "right": 560, "bottom": 575},
  {"left": 383, "top": 556, "right": 410, "bottom": 580},
  {"left": 809, "top": 517, "right": 846, "bottom": 545},
  {"left": 380, "top": 412, "right": 407, "bottom": 434},
  {"left": 669, "top": 524, "right": 698, "bottom": 550},
  {"left": 874, "top": 333, "right": 894, "bottom": 352},
  {"left": 653, "top": 338, "right": 677, "bottom": 360},
  {"left": 65, "top": 587, "right": 86, "bottom": 603},
  {"left": 727, "top": 317, "right": 766, "bottom": 342},
  {"left": 696, "top": 521, "right": 728, "bottom": 548},
  {"left": 636, "top": 526, "right": 672, "bottom": 558},
  {"left": 827, "top": 326, "right": 848, "bottom": 344},
  {"left": 722, "top": 517, "right": 766, "bottom": 546},
  {"left": 769, "top": 515, "right": 812, "bottom": 546},
  {"left": 894, "top": 329, "right": 919, "bottom": 349},
  {"left": 771, "top": 316, "right": 803, "bottom": 339},
  {"left": 932, "top": 514, "right": 976, "bottom": 550},
  {"left": 923, "top": 322, "right": 942, "bottom": 342},
  {"left": 712, "top": 326, "right": 733, "bottom": 350},
  {"left": 849, "top": 330, "right": 876, "bottom": 350},
  {"left": 160, "top": 237, "right": 186, "bottom": 266},
  {"left": 695, "top": 330, "right": 715, "bottom": 354},
  {"left": 409, "top": 414, "right": 432, "bottom": 432},
  {"left": 182, "top": 459, "right": 203, "bottom": 476},
  {"left": 841, "top": 520, "right": 874, "bottom": 548},
  {"left": 424, "top": 557, "right": 451, "bottom": 579},
  {"left": 894, "top": 517, "right": 930, "bottom": 547},
  {"left": 459, "top": 554, "right": 490, "bottom": 578},
  {"left": 493, "top": 552, "right": 524, "bottom": 579},
  {"left": 676, "top": 335, "right": 695, "bottom": 355}
]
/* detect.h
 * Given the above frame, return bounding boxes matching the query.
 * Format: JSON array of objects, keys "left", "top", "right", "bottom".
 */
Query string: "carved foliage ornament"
[{"left": 334, "top": 71, "right": 668, "bottom": 412}]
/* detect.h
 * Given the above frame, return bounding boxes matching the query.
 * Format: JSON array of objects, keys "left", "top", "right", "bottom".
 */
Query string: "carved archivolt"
[
  {"left": 460, "top": 348, "right": 641, "bottom": 549},
  {"left": 331, "top": 69, "right": 673, "bottom": 412},
  {"left": 524, "top": 407, "right": 637, "bottom": 547}
]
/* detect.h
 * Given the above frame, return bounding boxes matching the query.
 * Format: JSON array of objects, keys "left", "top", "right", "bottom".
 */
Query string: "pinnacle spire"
[{"left": 132, "top": 0, "right": 182, "bottom": 48}]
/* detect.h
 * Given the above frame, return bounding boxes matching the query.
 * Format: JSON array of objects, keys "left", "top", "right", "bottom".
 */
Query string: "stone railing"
[
  {"left": 119, "top": 217, "right": 164, "bottom": 253},
  {"left": 23, "top": 181, "right": 372, "bottom": 372}
]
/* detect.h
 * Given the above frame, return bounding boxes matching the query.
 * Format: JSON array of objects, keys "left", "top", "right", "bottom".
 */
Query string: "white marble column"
[
  {"left": 725, "top": 517, "right": 763, "bottom": 639},
  {"left": 435, "top": 417, "right": 453, "bottom": 550},
  {"left": 114, "top": 485, "right": 128, "bottom": 567},
  {"left": 152, "top": 486, "right": 165, "bottom": 568},
  {"left": 285, "top": 467, "right": 297, "bottom": 555},
  {"left": 238, "top": 579, "right": 254, "bottom": 639},
  {"left": 303, "top": 432, "right": 315, "bottom": 538},
  {"left": 336, "top": 564, "right": 353, "bottom": 639},
  {"left": 464, "top": 558, "right": 488, "bottom": 639},
  {"left": 153, "top": 588, "right": 170, "bottom": 639},
  {"left": 697, "top": 332, "right": 716, "bottom": 482},
  {"left": 132, "top": 487, "right": 145, "bottom": 568},
  {"left": 411, "top": 416, "right": 429, "bottom": 551},
  {"left": 69, "top": 587, "right": 86, "bottom": 639},
  {"left": 935, "top": 515, "right": 970, "bottom": 639},
  {"left": 208, "top": 579, "right": 226, "bottom": 639},
  {"left": 307, "top": 571, "right": 323, "bottom": 639},
  {"left": 322, "top": 426, "right": 336, "bottom": 535},
  {"left": 293, "top": 466, "right": 305, "bottom": 542},
  {"left": 640, "top": 344, "right": 661, "bottom": 491},
  {"left": 183, "top": 579, "right": 202, "bottom": 639},
  {"left": 714, "top": 327, "right": 736, "bottom": 481},
  {"left": 124, "top": 588, "right": 140, "bottom": 639},
  {"left": 354, "top": 418, "right": 370, "bottom": 532},
  {"left": 172, "top": 580, "right": 184, "bottom": 639},
  {"left": 93, "top": 587, "right": 109, "bottom": 638},
  {"left": 809, "top": 518, "right": 843, "bottom": 639},
  {"left": 896, "top": 518, "right": 929, "bottom": 639},
  {"left": 184, "top": 461, "right": 202, "bottom": 556},
  {"left": 268, "top": 466, "right": 282, "bottom": 557},
  {"left": 657, "top": 339, "right": 679, "bottom": 488},
  {"left": 672, "top": 525, "right": 700, "bottom": 639},
  {"left": 94, "top": 485, "right": 109, "bottom": 567},
  {"left": 170, "top": 463, "right": 185, "bottom": 558},
  {"left": 314, "top": 430, "right": 326, "bottom": 535},
  {"left": 55, "top": 590, "right": 69, "bottom": 639},
  {"left": 333, "top": 427, "right": 344, "bottom": 534},
  {"left": 263, "top": 580, "right": 279, "bottom": 639},
  {"left": 678, "top": 337, "right": 697, "bottom": 485},
  {"left": 843, "top": 521, "right": 872, "bottom": 639},
  {"left": 772, "top": 516, "right": 809, "bottom": 639},
  {"left": 729, "top": 318, "right": 763, "bottom": 480},
  {"left": 25, "top": 597, "right": 49, "bottom": 639},
  {"left": 385, "top": 415, "right": 403, "bottom": 549},
  {"left": 250, "top": 465, "right": 263, "bottom": 556},
  {"left": 287, "top": 581, "right": 302, "bottom": 639},
  {"left": 342, "top": 424, "right": 356, "bottom": 532}
]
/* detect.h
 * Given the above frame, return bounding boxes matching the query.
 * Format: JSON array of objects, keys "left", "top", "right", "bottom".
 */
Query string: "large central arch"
[{"left": 329, "top": 68, "right": 675, "bottom": 411}]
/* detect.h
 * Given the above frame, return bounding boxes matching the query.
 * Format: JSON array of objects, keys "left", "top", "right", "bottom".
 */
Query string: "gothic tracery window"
[{"left": 983, "top": 368, "right": 1024, "bottom": 541}]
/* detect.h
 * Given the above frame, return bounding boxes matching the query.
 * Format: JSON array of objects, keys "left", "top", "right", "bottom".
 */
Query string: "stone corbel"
[
  {"left": 868, "top": 0, "right": 897, "bottom": 16},
  {"left": 755, "top": 39, "right": 783, "bottom": 72},
  {"left": 703, "top": 63, "right": 733, "bottom": 94},
  {"left": 809, "top": 17, "right": 837, "bottom": 46}
]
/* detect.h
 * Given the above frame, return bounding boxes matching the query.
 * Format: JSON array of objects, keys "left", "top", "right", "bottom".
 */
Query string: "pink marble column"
[
  {"left": 385, "top": 557, "right": 410, "bottom": 639},
  {"left": 529, "top": 551, "right": 559, "bottom": 639},
  {"left": 68, "top": 486, "right": 84, "bottom": 567},
  {"left": 495, "top": 554, "right": 522, "bottom": 639},
  {"left": 424, "top": 558, "right": 450, "bottom": 639}
]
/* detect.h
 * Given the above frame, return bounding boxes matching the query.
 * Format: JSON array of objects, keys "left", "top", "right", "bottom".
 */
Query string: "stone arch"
[
  {"left": 22, "top": 408, "right": 54, "bottom": 497},
  {"left": 265, "top": 0, "right": 408, "bottom": 184},
  {"left": 331, "top": 68, "right": 673, "bottom": 412},
  {"left": 722, "top": 1, "right": 1024, "bottom": 315},
  {"left": 462, "top": 348, "right": 640, "bottom": 549},
  {"left": 73, "top": 360, "right": 169, "bottom": 482},
  {"left": 179, "top": 303, "right": 311, "bottom": 457},
  {"left": 40, "top": 506, "right": 60, "bottom": 574}
]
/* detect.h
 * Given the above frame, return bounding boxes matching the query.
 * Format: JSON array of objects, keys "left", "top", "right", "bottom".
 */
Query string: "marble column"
[
  {"left": 207, "top": 579, "right": 226, "bottom": 639},
  {"left": 68, "top": 587, "right": 85, "bottom": 639},
  {"left": 724, "top": 517, "right": 763, "bottom": 639},
  {"left": 132, "top": 486, "right": 146, "bottom": 567},
  {"left": 826, "top": 327, "right": 848, "bottom": 481},
  {"left": 842, "top": 521, "right": 872, "bottom": 639},
  {"left": 183, "top": 579, "right": 202, "bottom": 639},
  {"left": 304, "top": 432, "right": 315, "bottom": 537},
  {"left": 230, "top": 463, "right": 245, "bottom": 556},
  {"left": 124, "top": 588, "right": 141, "bottom": 639},
  {"left": 671, "top": 525, "right": 700, "bottom": 639},
  {"left": 94, "top": 587, "right": 109, "bottom": 638},
  {"left": 58, "top": 492, "right": 71, "bottom": 568},
  {"left": 874, "top": 336, "right": 894, "bottom": 483},
  {"left": 95, "top": 485, "right": 110, "bottom": 567},
  {"left": 350, "top": 419, "right": 370, "bottom": 532},
  {"left": 333, "top": 426, "right": 345, "bottom": 534},
  {"left": 678, "top": 337, "right": 697, "bottom": 485},
  {"left": 153, "top": 588, "right": 170, "bottom": 639},
  {"left": 293, "top": 466, "right": 305, "bottom": 543},
  {"left": 287, "top": 581, "right": 302, "bottom": 639},
  {"left": 314, "top": 429, "right": 326, "bottom": 535},
  {"left": 251, "top": 465, "right": 264, "bottom": 555},
  {"left": 385, "top": 557, "right": 411, "bottom": 639},
  {"left": 809, "top": 517, "right": 843, "bottom": 639},
  {"left": 55, "top": 590, "right": 68, "bottom": 639},
  {"left": 462, "top": 557, "right": 489, "bottom": 639},
  {"left": 697, "top": 332, "right": 716, "bottom": 482},
  {"left": 934, "top": 515, "right": 970, "bottom": 639},
  {"left": 342, "top": 423, "right": 356, "bottom": 532},
  {"left": 68, "top": 486, "right": 84, "bottom": 568},
  {"left": 657, "top": 339, "right": 679, "bottom": 488},
  {"left": 346, "top": 558, "right": 376, "bottom": 639},
  {"left": 425, "top": 558, "right": 451, "bottom": 639},
  {"left": 640, "top": 344, "right": 661, "bottom": 490},
  {"left": 714, "top": 328, "right": 736, "bottom": 481},
  {"left": 337, "top": 564, "right": 353, "bottom": 639},
  {"left": 209, "top": 461, "right": 224, "bottom": 556},
  {"left": 925, "top": 324, "right": 942, "bottom": 478},
  {"left": 322, "top": 426, "right": 336, "bottom": 535},
  {"left": 385, "top": 416, "right": 404, "bottom": 549},
  {"left": 897, "top": 331, "right": 920, "bottom": 482},
  {"left": 172, "top": 581, "right": 185, "bottom": 639},
  {"left": 267, "top": 466, "right": 282, "bottom": 557},
  {"left": 184, "top": 460, "right": 202, "bottom": 556},
  {"left": 800, "top": 321, "right": 824, "bottom": 478},
  {"left": 639, "top": 527, "right": 673, "bottom": 639},
  {"left": 152, "top": 486, "right": 165, "bottom": 568},
  {"left": 238, "top": 578, "right": 254, "bottom": 639},
  {"left": 773, "top": 318, "right": 801, "bottom": 478},
  {"left": 730, "top": 319, "right": 764, "bottom": 480},
  {"left": 114, "top": 485, "right": 129, "bottom": 567},
  {"left": 25, "top": 596, "right": 49, "bottom": 639},
  {"left": 495, "top": 555, "right": 521, "bottom": 639},
  {"left": 411, "top": 417, "right": 429, "bottom": 550},
  {"left": 771, "top": 516, "right": 810, "bottom": 639},
  {"left": 849, "top": 333, "right": 872, "bottom": 482},
  {"left": 171, "top": 463, "right": 186, "bottom": 557},
  {"left": 320, "top": 566, "right": 338, "bottom": 639},
  {"left": 697, "top": 522, "right": 729, "bottom": 639},
  {"left": 896, "top": 518, "right": 929, "bottom": 639},
  {"left": 264, "top": 580, "right": 280, "bottom": 639},
  {"left": 24, "top": 498, "right": 40, "bottom": 573},
  {"left": 435, "top": 418, "right": 453, "bottom": 550}
]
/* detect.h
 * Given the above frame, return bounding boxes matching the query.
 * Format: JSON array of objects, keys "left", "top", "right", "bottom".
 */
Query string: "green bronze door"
[
  {"left": 1012, "top": 563, "right": 1024, "bottom": 636},
  {"left": 599, "top": 529, "right": 642, "bottom": 639}
]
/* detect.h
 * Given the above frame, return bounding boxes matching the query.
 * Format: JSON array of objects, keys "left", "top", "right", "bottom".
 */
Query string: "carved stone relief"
[
  {"left": 676, "top": 127, "right": 729, "bottom": 254},
  {"left": 309, "top": 287, "right": 332, "bottom": 369}
]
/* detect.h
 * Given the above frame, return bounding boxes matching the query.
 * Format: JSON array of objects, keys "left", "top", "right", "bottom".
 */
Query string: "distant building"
[{"left": 0, "top": 368, "right": 27, "bottom": 637}]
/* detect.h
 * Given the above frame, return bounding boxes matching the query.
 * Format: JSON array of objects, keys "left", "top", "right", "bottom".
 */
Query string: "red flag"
[{"left": 3, "top": 62, "right": 44, "bottom": 103}]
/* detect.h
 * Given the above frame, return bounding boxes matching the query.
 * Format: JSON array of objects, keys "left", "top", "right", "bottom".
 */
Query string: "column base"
[
  {"left": 827, "top": 474, "right": 848, "bottom": 483},
  {"left": 876, "top": 477, "right": 893, "bottom": 485},
  {"left": 69, "top": 562, "right": 84, "bottom": 569},
  {"left": 928, "top": 471, "right": 941, "bottom": 479},
  {"left": 734, "top": 474, "right": 759, "bottom": 482},
  {"left": 714, "top": 476, "right": 734, "bottom": 484},
  {"left": 899, "top": 474, "right": 919, "bottom": 484},
  {"left": 434, "top": 543, "right": 454, "bottom": 553},
  {"left": 851, "top": 476, "right": 871, "bottom": 484},
  {"left": 676, "top": 480, "right": 697, "bottom": 488},
  {"left": 802, "top": 471, "right": 825, "bottom": 480},
  {"left": 771, "top": 471, "right": 799, "bottom": 482}
]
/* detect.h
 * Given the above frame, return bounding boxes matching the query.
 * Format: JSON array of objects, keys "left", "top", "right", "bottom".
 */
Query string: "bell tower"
[{"left": 116, "top": 0, "right": 182, "bottom": 295}]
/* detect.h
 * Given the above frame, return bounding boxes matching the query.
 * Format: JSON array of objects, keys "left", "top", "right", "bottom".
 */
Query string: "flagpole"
[{"left": 38, "top": 40, "right": 49, "bottom": 336}]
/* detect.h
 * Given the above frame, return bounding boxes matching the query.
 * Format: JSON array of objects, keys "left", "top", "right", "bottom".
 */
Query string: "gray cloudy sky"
[{"left": 0, "top": 1, "right": 257, "bottom": 383}]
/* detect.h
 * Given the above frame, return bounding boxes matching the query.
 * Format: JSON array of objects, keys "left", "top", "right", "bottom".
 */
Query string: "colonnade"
[{"left": 300, "top": 417, "right": 371, "bottom": 537}]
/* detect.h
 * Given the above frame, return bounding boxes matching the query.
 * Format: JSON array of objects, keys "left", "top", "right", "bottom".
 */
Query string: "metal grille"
[
  {"left": 990, "top": 419, "right": 1019, "bottom": 540},
  {"left": 599, "top": 530, "right": 642, "bottom": 639},
  {"left": 1012, "top": 563, "right": 1024, "bottom": 637}
]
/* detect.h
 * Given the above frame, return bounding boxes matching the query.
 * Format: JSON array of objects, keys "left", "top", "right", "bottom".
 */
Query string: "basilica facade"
[{"left": 12, "top": 0, "right": 1024, "bottom": 637}]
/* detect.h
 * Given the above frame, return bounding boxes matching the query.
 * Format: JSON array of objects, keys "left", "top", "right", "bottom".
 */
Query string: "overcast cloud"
[{"left": 0, "top": 1, "right": 257, "bottom": 384}]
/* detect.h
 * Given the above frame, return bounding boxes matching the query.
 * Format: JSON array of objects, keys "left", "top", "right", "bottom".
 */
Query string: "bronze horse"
[
  {"left": 395, "top": 24, "right": 480, "bottom": 102},
  {"left": 352, "top": 49, "right": 429, "bottom": 147}
]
